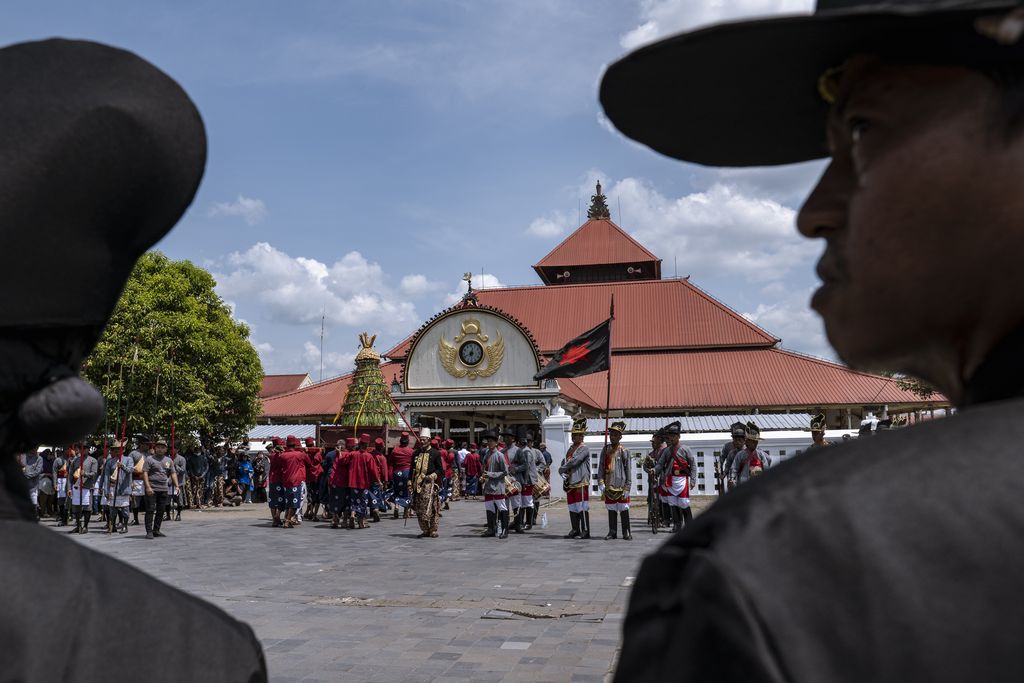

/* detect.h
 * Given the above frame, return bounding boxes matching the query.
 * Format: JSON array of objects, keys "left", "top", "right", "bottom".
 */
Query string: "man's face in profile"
[{"left": 798, "top": 55, "right": 1024, "bottom": 395}]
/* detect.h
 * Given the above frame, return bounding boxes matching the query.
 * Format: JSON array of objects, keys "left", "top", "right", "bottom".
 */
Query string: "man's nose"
[{"left": 797, "top": 160, "right": 848, "bottom": 239}]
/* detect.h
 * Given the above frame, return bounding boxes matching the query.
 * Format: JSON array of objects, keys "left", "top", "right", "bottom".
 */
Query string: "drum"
[
  {"left": 504, "top": 475, "right": 521, "bottom": 496},
  {"left": 534, "top": 473, "right": 551, "bottom": 497}
]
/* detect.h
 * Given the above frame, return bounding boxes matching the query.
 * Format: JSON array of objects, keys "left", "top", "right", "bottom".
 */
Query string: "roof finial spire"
[{"left": 587, "top": 180, "right": 611, "bottom": 220}]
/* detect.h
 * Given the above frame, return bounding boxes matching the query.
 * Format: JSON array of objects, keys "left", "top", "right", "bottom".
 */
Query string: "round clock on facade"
[{"left": 459, "top": 340, "right": 484, "bottom": 366}]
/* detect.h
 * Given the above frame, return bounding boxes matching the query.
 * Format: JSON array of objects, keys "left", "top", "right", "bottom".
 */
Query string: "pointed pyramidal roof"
[{"left": 533, "top": 181, "right": 661, "bottom": 284}]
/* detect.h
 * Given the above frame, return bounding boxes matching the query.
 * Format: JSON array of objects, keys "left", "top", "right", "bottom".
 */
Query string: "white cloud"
[
  {"left": 743, "top": 287, "right": 833, "bottom": 360},
  {"left": 400, "top": 274, "right": 443, "bottom": 296},
  {"left": 443, "top": 272, "right": 505, "bottom": 306},
  {"left": 621, "top": 0, "right": 814, "bottom": 49},
  {"left": 208, "top": 195, "right": 269, "bottom": 226},
  {"left": 302, "top": 341, "right": 357, "bottom": 377},
  {"left": 527, "top": 210, "right": 572, "bottom": 239},
  {"left": 214, "top": 242, "right": 419, "bottom": 335}
]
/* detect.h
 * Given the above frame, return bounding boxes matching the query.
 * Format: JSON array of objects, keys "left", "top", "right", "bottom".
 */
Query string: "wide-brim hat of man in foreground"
[
  {"left": 602, "top": 2, "right": 1024, "bottom": 682},
  {"left": 0, "top": 39, "right": 266, "bottom": 681}
]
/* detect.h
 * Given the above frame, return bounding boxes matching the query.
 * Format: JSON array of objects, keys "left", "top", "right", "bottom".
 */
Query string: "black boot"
[
  {"left": 682, "top": 506, "right": 693, "bottom": 527},
  {"left": 533, "top": 500, "right": 540, "bottom": 525},
  {"left": 580, "top": 510, "right": 591, "bottom": 539},
  {"left": 523, "top": 506, "right": 533, "bottom": 531},
  {"left": 68, "top": 508, "right": 82, "bottom": 534},
  {"left": 621, "top": 510, "right": 632, "bottom": 540},
  {"left": 56, "top": 502, "right": 66, "bottom": 526},
  {"left": 512, "top": 508, "right": 525, "bottom": 534},
  {"left": 605, "top": 510, "right": 618, "bottom": 540},
  {"left": 483, "top": 510, "right": 497, "bottom": 537},
  {"left": 82, "top": 511, "right": 91, "bottom": 533},
  {"left": 118, "top": 509, "right": 129, "bottom": 533},
  {"left": 671, "top": 506, "right": 682, "bottom": 532},
  {"left": 662, "top": 503, "right": 672, "bottom": 527},
  {"left": 498, "top": 511, "right": 509, "bottom": 539},
  {"left": 565, "top": 512, "right": 581, "bottom": 539}
]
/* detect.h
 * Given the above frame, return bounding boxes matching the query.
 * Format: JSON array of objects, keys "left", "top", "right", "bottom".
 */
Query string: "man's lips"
[{"left": 815, "top": 251, "right": 846, "bottom": 285}]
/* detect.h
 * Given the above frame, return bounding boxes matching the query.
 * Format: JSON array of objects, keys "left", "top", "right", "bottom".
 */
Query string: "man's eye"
[{"left": 848, "top": 116, "right": 871, "bottom": 143}]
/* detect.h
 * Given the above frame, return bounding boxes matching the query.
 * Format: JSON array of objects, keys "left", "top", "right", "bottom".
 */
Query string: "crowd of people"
[
  {"left": 260, "top": 427, "right": 555, "bottom": 539},
  {"left": 18, "top": 417, "right": 834, "bottom": 543}
]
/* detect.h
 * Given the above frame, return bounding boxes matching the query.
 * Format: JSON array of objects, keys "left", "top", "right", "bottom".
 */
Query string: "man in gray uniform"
[
  {"left": 143, "top": 438, "right": 178, "bottom": 539},
  {"left": 655, "top": 421, "right": 695, "bottom": 532},
  {"left": 170, "top": 447, "right": 187, "bottom": 521},
  {"left": 558, "top": 417, "right": 592, "bottom": 540},
  {"left": 729, "top": 422, "right": 770, "bottom": 486},
  {"left": 509, "top": 428, "right": 540, "bottom": 533},
  {"left": 480, "top": 430, "right": 511, "bottom": 539},
  {"left": 21, "top": 450, "right": 42, "bottom": 519},
  {"left": 102, "top": 449, "right": 134, "bottom": 533},
  {"left": 599, "top": 421, "right": 633, "bottom": 540},
  {"left": 128, "top": 438, "right": 151, "bottom": 526},
  {"left": 67, "top": 445, "right": 98, "bottom": 534},
  {"left": 719, "top": 422, "right": 746, "bottom": 493}
]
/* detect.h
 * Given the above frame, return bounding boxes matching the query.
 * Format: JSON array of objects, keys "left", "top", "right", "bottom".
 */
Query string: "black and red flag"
[{"left": 533, "top": 318, "right": 611, "bottom": 380}]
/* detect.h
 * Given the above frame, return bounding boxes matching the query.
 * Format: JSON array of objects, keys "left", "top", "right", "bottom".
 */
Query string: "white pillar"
[{"left": 542, "top": 407, "right": 573, "bottom": 499}]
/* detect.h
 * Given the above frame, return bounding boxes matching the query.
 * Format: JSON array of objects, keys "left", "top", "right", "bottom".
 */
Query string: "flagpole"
[{"left": 602, "top": 296, "right": 615, "bottom": 455}]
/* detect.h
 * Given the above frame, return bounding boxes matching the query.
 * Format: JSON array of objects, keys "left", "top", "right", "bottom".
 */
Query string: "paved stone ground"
[{"left": 56, "top": 496, "right": 714, "bottom": 682}]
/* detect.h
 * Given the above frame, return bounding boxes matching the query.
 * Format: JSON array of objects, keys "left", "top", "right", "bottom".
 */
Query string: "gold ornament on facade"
[
  {"left": 438, "top": 318, "right": 504, "bottom": 379},
  {"left": 355, "top": 332, "right": 380, "bottom": 362}
]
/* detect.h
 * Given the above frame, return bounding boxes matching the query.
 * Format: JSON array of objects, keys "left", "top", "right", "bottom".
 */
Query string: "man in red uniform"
[
  {"left": 371, "top": 438, "right": 389, "bottom": 521},
  {"left": 267, "top": 438, "right": 285, "bottom": 527},
  {"left": 389, "top": 432, "right": 414, "bottom": 519},
  {"left": 278, "top": 436, "right": 311, "bottom": 529},
  {"left": 303, "top": 437, "right": 323, "bottom": 522},
  {"left": 439, "top": 438, "right": 455, "bottom": 510},
  {"left": 463, "top": 443, "right": 482, "bottom": 497},
  {"left": 347, "top": 434, "right": 379, "bottom": 529},
  {"left": 328, "top": 437, "right": 355, "bottom": 529}
]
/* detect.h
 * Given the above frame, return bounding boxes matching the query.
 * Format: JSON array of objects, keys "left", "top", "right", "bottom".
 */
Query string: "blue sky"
[{"left": 8, "top": 0, "right": 831, "bottom": 377}]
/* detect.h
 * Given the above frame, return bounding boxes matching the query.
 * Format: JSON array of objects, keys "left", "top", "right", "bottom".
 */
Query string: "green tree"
[{"left": 81, "top": 252, "right": 263, "bottom": 445}]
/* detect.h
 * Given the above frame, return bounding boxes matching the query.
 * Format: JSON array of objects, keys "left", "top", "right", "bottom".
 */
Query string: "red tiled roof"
[
  {"left": 384, "top": 279, "right": 777, "bottom": 359},
  {"left": 260, "top": 373, "right": 311, "bottom": 399},
  {"left": 261, "top": 364, "right": 402, "bottom": 418},
  {"left": 534, "top": 218, "right": 660, "bottom": 269},
  {"left": 565, "top": 348, "right": 945, "bottom": 411},
  {"left": 556, "top": 377, "right": 603, "bottom": 411}
]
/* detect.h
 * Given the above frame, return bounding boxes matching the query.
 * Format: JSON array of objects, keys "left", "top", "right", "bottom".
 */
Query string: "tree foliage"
[{"left": 81, "top": 252, "right": 263, "bottom": 444}]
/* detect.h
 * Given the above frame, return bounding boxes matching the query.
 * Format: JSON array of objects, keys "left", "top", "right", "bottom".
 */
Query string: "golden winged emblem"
[{"left": 439, "top": 318, "right": 504, "bottom": 379}]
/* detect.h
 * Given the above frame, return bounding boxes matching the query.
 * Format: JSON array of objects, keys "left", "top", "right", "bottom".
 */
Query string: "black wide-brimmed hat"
[
  {"left": 600, "top": 0, "right": 1024, "bottom": 167},
  {"left": 0, "top": 39, "right": 205, "bottom": 453}
]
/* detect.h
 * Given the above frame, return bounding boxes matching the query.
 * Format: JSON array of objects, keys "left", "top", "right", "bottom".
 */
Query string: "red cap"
[
  {"left": 430, "top": 438, "right": 439, "bottom": 446},
  {"left": 445, "top": 439, "right": 454, "bottom": 446},
  {"left": 359, "top": 433, "right": 371, "bottom": 444},
  {"left": 374, "top": 437, "right": 384, "bottom": 446},
  {"left": 304, "top": 437, "right": 315, "bottom": 447},
  {"left": 469, "top": 443, "right": 477, "bottom": 449},
  {"left": 344, "top": 437, "right": 357, "bottom": 448},
  {"left": 401, "top": 431, "right": 409, "bottom": 437},
  {"left": 285, "top": 435, "right": 300, "bottom": 447},
  {"left": 271, "top": 437, "right": 283, "bottom": 446}
]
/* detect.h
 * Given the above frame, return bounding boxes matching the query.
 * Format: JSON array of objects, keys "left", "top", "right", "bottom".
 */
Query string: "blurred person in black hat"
[
  {"left": 480, "top": 430, "right": 511, "bottom": 538},
  {"left": 603, "top": 2, "right": 1024, "bottom": 681},
  {"left": 0, "top": 38, "right": 265, "bottom": 681}
]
